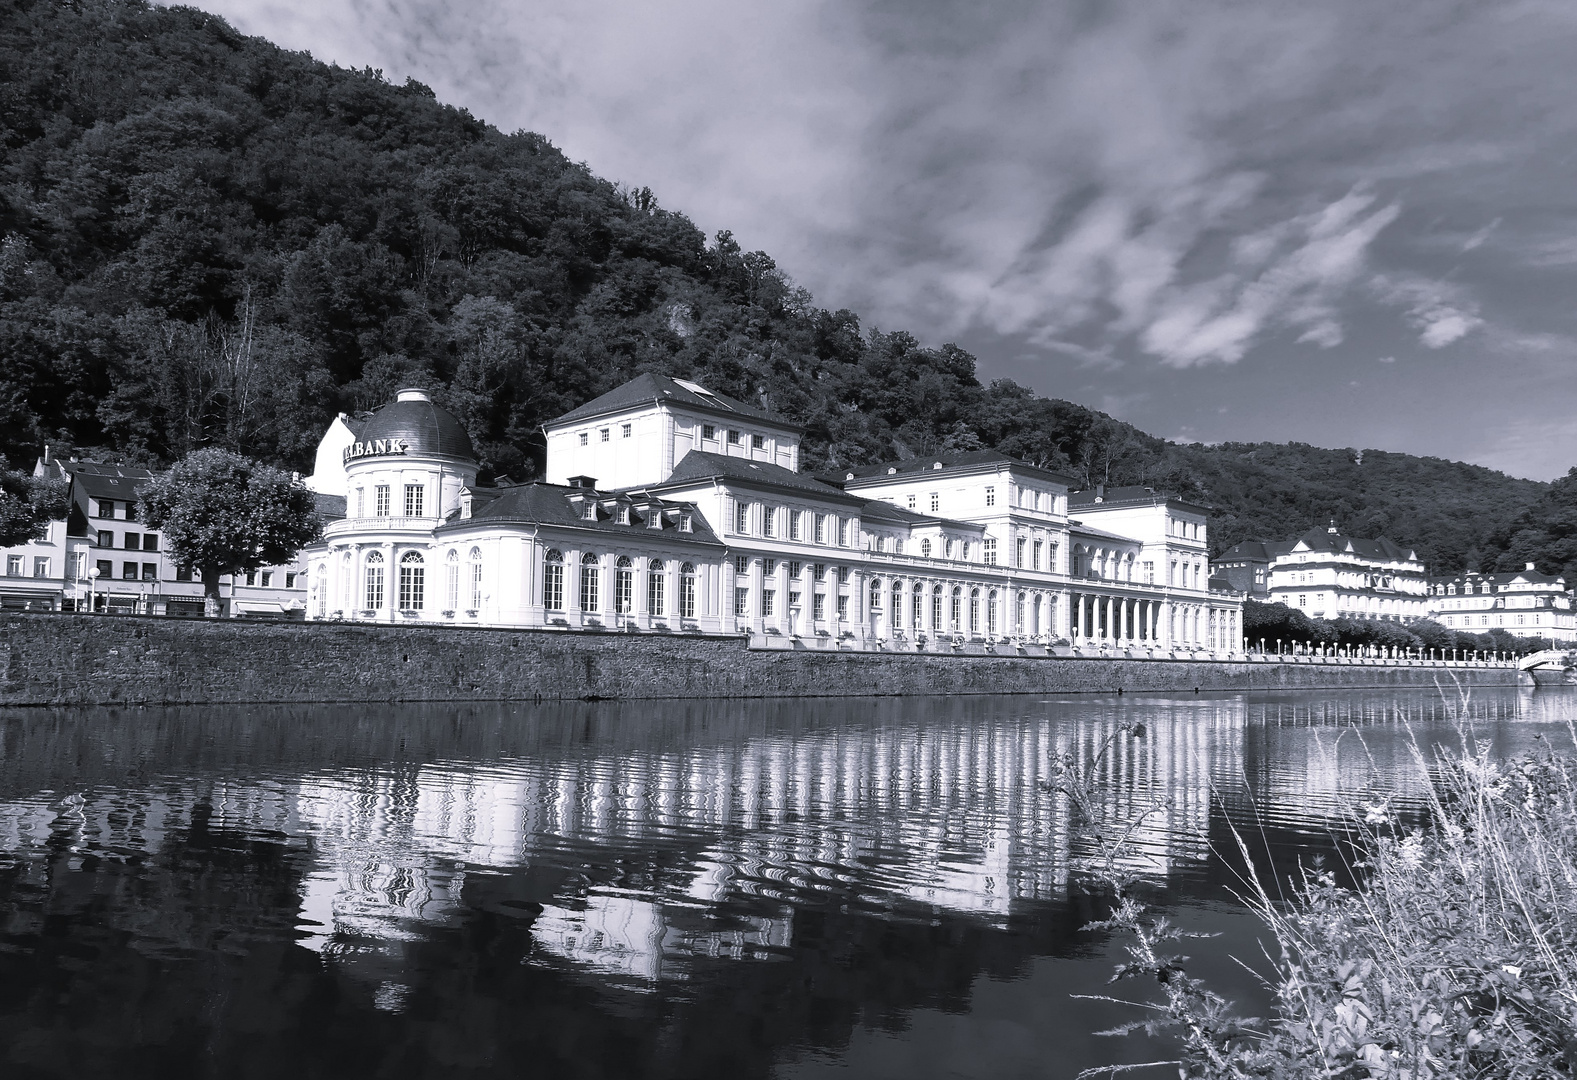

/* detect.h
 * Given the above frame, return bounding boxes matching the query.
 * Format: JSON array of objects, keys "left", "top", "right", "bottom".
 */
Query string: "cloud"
[{"left": 1371, "top": 274, "right": 1484, "bottom": 349}]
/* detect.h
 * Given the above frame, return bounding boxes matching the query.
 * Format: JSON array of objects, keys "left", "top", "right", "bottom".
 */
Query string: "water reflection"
[{"left": 1, "top": 688, "right": 1572, "bottom": 1079}]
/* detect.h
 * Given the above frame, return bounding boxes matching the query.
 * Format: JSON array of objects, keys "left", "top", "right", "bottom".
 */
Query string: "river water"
[{"left": 2, "top": 686, "right": 1573, "bottom": 1079}]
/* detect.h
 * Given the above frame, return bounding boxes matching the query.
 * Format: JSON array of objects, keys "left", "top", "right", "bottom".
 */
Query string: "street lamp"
[{"left": 87, "top": 566, "right": 99, "bottom": 613}]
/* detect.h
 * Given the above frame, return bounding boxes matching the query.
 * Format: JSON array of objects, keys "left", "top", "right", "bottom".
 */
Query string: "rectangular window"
[
  {"left": 762, "top": 507, "right": 775, "bottom": 537},
  {"left": 985, "top": 486, "right": 995, "bottom": 507},
  {"left": 580, "top": 561, "right": 600, "bottom": 612},
  {"left": 751, "top": 433, "right": 765, "bottom": 450},
  {"left": 286, "top": 572, "right": 297, "bottom": 589},
  {"left": 702, "top": 424, "right": 716, "bottom": 440},
  {"left": 398, "top": 561, "right": 424, "bottom": 611},
  {"left": 814, "top": 515, "right": 826, "bottom": 544},
  {"left": 736, "top": 501, "right": 750, "bottom": 533},
  {"left": 375, "top": 485, "right": 390, "bottom": 516},
  {"left": 404, "top": 484, "right": 424, "bottom": 517},
  {"left": 906, "top": 493, "right": 916, "bottom": 510},
  {"left": 245, "top": 571, "right": 257, "bottom": 586},
  {"left": 71, "top": 552, "right": 86, "bottom": 580},
  {"left": 763, "top": 558, "right": 777, "bottom": 576},
  {"left": 1015, "top": 538, "right": 1026, "bottom": 568},
  {"left": 836, "top": 566, "right": 850, "bottom": 584},
  {"left": 143, "top": 534, "right": 159, "bottom": 552},
  {"left": 122, "top": 562, "right": 138, "bottom": 581},
  {"left": 365, "top": 563, "right": 384, "bottom": 609},
  {"left": 1298, "top": 594, "right": 1307, "bottom": 607},
  {"left": 260, "top": 571, "right": 273, "bottom": 588},
  {"left": 735, "top": 587, "right": 750, "bottom": 617},
  {"left": 621, "top": 423, "right": 632, "bottom": 438},
  {"left": 788, "top": 510, "right": 800, "bottom": 541},
  {"left": 680, "top": 513, "right": 692, "bottom": 533},
  {"left": 648, "top": 572, "right": 665, "bottom": 616},
  {"left": 813, "top": 593, "right": 826, "bottom": 621},
  {"left": 4, "top": 555, "right": 19, "bottom": 576},
  {"left": 762, "top": 589, "right": 775, "bottom": 616},
  {"left": 579, "top": 432, "right": 589, "bottom": 446},
  {"left": 355, "top": 488, "right": 365, "bottom": 517},
  {"left": 837, "top": 518, "right": 849, "bottom": 546},
  {"left": 1034, "top": 540, "right": 1044, "bottom": 571},
  {"left": 727, "top": 430, "right": 741, "bottom": 445},
  {"left": 141, "top": 563, "right": 157, "bottom": 581},
  {"left": 124, "top": 532, "right": 140, "bottom": 550},
  {"left": 95, "top": 559, "right": 112, "bottom": 580},
  {"left": 126, "top": 503, "right": 137, "bottom": 522},
  {"left": 930, "top": 492, "right": 940, "bottom": 512},
  {"left": 983, "top": 538, "right": 997, "bottom": 565},
  {"left": 789, "top": 590, "right": 801, "bottom": 612},
  {"left": 600, "top": 428, "right": 610, "bottom": 442},
  {"left": 543, "top": 563, "right": 563, "bottom": 611},
  {"left": 836, "top": 595, "right": 848, "bottom": 621},
  {"left": 94, "top": 499, "right": 112, "bottom": 519},
  {"left": 1143, "top": 561, "right": 1154, "bottom": 584},
  {"left": 97, "top": 530, "right": 112, "bottom": 548}
]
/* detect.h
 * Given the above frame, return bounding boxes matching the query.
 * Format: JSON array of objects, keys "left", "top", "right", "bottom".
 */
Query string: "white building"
[
  {"left": 304, "top": 376, "right": 1245, "bottom": 652},
  {"left": 1265, "top": 525, "right": 1428, "bottom": 623},
  {"left": 1426, "top": 565, "right": 1577, "bottom": 642}
]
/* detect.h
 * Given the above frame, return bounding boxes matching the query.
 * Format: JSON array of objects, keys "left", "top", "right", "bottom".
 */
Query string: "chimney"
[
  {"left": 1328, "top": 519, "right": 1338, "bottom": 535},
  {"left": 42, "top": 445, "right": 50, "bottom": 463},
  {"left": 1527, "top": 562, "right": 1537, "bottom": 571}
]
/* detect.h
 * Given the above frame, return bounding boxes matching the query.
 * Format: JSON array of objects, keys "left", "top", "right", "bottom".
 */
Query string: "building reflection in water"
[{"left": 0, "top": 688, "right": 1568, "bottom": 1000}]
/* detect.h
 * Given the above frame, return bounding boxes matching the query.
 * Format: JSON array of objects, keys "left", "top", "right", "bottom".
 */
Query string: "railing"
[{"left": 322, "top": 516, "right": 442, "bottom": 538}]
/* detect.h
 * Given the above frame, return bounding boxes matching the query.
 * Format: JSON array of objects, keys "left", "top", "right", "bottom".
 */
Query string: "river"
[{"left": 2, "top": 686, "right": 1573, "bottom": 1079}]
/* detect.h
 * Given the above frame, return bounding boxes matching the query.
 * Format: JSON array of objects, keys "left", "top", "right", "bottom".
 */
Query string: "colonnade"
[{"left": 1068, "top": 593, "right": 1240, "bottom": 651}]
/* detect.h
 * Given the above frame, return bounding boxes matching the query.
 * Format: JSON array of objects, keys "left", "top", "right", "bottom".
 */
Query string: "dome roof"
[{"left": 354, "top": 389, "right": 476, "bottom": 462}]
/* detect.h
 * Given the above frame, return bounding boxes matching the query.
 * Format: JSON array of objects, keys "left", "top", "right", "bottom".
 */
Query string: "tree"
[
  {"left": 0, "top": 461, "right": 69, "bottom": 547},
  {"left": 137, "top": 449, "right": 321, "bottom": 616}
]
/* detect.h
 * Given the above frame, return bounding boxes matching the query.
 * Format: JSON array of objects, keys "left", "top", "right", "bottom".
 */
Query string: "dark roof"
[
  {"left": 1068, "top": 485, "right": 1212, "bottom": 514},
  {"left": 651, "top": 450, "right": 866, "bottom": 505},
  {"left": 1209, "top": 573, "right": 1240, "bottom": 594},
  {"left": 1431, "top": 568, "right": 1567, "bottom": 588},
  {"left": 859, "top": 499, "right": 984, "bottom": 532},
  {"left": 1288, "top": 528, "right": 1417, "bottom": 562},
  {"left": 1219, "top": 540, "right": 1293, "bottom": 562},
  {"left": 549, "top": 373, "right": 795, "bottom": 430},
  {"left": 838, "top": 449, "right": 1078, "bottom": 486},
  {"left": 313, "top": 493, "right": 347, "bottom": 520},
  {"left": 66, "top": 461, "right": 155, "bottom": 499},
  {"left": 440, "top": 483, "right": 724, "bottom": 545},
  {"left": 357, "top": 392, "right": 476, "bottom": 461}
]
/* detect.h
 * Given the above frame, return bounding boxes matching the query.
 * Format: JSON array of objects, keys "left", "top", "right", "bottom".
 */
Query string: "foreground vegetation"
[
  {"left": 2, "top": 0, "right": 1572, "bottom": 575},
  {"left": 1061, "top": 716, "right": 1577, "bottom": 1078}
]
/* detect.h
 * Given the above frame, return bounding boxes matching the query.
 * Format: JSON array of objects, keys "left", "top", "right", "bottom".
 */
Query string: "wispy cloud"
[{"left": 1371, "top": 274, "right": 1484, "bottom": 349}]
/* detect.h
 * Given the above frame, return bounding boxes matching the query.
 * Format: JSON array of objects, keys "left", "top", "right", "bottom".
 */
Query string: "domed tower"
[{"left": 343, "top": 389, "right": 478, "bottom": 523}]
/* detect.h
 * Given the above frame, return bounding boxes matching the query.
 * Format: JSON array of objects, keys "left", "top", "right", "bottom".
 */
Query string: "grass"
[{"left": 1057, "top": 705, "right": 1577, "bottom": 1079}]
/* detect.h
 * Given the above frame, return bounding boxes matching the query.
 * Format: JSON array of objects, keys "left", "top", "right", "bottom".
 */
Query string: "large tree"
[
  {"left": 137, "top": 449, "right": 320, "bottom": 615},
  {"left": 0, "top": 461, "right": 69, "bottom": 547}
]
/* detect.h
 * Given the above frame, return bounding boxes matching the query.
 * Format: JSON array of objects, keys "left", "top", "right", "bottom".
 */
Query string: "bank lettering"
[{"left": 343, "top": 438, "right": 410, "bottom": 463}]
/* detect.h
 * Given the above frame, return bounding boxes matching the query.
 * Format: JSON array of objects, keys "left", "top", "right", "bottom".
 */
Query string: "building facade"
[
  {"left": 0, "top": 454, "right": 312, "bottom": 616},
  {"left": 303, "top": 377, "right": 1246, "bottom": 651},
  {"left": 1243, "top": 525, "right": 1430, "bottom": 623},
  {"left": 1426, "top": 566, "right": 1577, "bottom": 642}
]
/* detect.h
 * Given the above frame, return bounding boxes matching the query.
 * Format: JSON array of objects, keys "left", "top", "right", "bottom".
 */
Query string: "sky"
[{"left": 178, "top": 0, "right": 1577, "bottom": 480}]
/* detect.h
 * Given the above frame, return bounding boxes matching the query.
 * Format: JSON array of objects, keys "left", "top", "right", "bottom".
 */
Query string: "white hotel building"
[{"left": 303, "top": 375, "right": 1244, "bottom": 651}]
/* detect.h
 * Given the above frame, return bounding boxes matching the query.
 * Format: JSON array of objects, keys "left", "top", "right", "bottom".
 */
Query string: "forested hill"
[{"left": 0, "top": 0, "right": 1565, "bottom": 576}]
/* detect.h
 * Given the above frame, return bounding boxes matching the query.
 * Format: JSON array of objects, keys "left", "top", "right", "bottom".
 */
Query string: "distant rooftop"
[
  {"left": 548, "top": 373, "right": 795, "bottom": 430},
  {"left": 838, "top": 449, "right": 1077, "bottom": 486}
]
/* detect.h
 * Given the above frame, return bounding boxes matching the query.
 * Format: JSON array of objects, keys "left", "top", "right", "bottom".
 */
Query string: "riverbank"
[{"left": 0, "top": 611, "right": 1525, "bottom": 705}]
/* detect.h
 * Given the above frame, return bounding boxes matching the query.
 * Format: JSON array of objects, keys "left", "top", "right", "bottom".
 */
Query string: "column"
[
  {"left": 750, "top": 557, "right": 765, "bottom": 635},
  {"left": 850, "top": 567, "right": 866, "bottom": 640},
  {"left": 381, "top": 541, "right": 395, "bottom": 622}
]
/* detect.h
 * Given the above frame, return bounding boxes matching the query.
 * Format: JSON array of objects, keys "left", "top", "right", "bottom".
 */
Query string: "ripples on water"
[{"left": 1, "top": 688, "right": 1573, "bottom": 1079}]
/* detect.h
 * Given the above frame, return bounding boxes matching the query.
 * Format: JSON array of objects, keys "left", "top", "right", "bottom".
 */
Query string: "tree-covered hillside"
[{"left": 0, "top": 0, "right": 1561, "bottom": 574}]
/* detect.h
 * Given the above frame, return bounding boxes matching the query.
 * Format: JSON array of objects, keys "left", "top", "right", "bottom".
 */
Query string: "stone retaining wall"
[{"left": 0, "top": 612, "right": 1524, "bottom": 706}]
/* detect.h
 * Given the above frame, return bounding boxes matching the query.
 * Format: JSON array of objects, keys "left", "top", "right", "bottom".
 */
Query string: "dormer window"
[
  {"left": 680, "top": 513, "right": 692, "bottom": 533},
  {"left": 583, "top": 501, "right": 597, "bottom": 521},
  {"left": 616, "top": 505, "right": 630, "bottom": 525}
]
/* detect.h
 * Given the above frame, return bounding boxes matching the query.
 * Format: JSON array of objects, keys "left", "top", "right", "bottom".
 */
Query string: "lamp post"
[{"left": 87, "top": 566, "right": 99, "bottom": 613}]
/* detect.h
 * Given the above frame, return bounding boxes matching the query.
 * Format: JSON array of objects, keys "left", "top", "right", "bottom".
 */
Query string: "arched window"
[
  {"left": 912, "top": 583, "right": 924, "bottom": 629},
  {"left": 932, "top": 584, "right": 944, "bottom": 630},
  {"left": 869, "top": 577, "right": 883, "bottom": 610},
  {"left": 951, "top": 586, "right": 963, "bottom": 631},
  {"left": 543, "top": 549, "right": 564, "bottom": 611},
  {"left": 445, "top": 550, "right": 459, "bottom": 611},
  {"left": 469, "top": 547, "right": 484, "bottom": 610},
  {"left": 398, "top": 551, "right": 425, "bottom": 611},
  {"left": 580, "top": 552, "right": 600, "bottom": 612},
  {"left": 648, "top": 559, "right": 666, "bottom": 616},
  {"left": 315, "top": 565, "right": 327, "bottom": 618},
  {"left": 364, "top": 550, "right": 384, "bottom": 610},
  {"left": 679, "top": 562, "right": 697, "bottom": 618},
  {"left": 1016, "top": 591, "right": 1026, "bottom": 634},
  {"left": 970, "top": 588, "right": 982, "bottom": 635},
  {"left": 921, "top": 538, "right": 932, "bottom": 559},
  {"left": 615, "top": 555, "right": 634, "bottom": 614}
]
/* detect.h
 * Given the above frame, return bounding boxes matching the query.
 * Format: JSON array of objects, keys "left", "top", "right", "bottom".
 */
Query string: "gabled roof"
[
  {"left": 547, "top": 373, "right": 796, "bottom": 430},
  {"left": 838, "top": 449, "right": 1078, "bottom": 487},
  {"left": 859, "top": 500, "right": 984, "bottom": 533},
  {"left": 65, "top": 461, "right": 155, "bottom": 499},
  {"left": 1431, "top": 568, "right": 1568, "bottom": 589},
  {"left": 1219, "top": 540, "right": 1293, "bottom": 562},
  {"left": 439, "top": 483, "right": 724, "bottom": 545},
  {"left": 313, "top": 493, "right": 347, "bottom": 520},
  {"left": 1288, "top": 528, "right": 1417, "bottom": 563},
  {"left": 649, "top": 450, "right": 866, "bottom": 506},
  {"left": 1068, "top": 485, "right": 1212, "bottom": 514}
]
